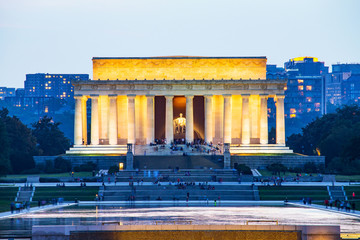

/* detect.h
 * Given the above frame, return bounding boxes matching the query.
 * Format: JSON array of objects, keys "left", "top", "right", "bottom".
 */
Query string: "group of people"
[
  {"left": 10, "top": 201, "right": 30, "bottom": 214},
  {"left": 324, "top": 199, "right": 356, "bottom": 212}
]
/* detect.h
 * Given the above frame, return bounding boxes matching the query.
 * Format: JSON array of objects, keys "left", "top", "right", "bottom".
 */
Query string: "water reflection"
[{"left": 0, "top": 205, "right": 359, "bottom": 237}]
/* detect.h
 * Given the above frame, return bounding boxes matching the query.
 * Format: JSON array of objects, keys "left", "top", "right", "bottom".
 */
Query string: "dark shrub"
[{"left": 236, "top": 164, "right": 252, "bottom": 175}]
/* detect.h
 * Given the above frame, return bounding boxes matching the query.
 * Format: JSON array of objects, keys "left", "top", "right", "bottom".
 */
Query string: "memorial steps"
[
  {"left": 114, "top": 169, "right": 241, "bottom": 182},
  {"left": 99, "top": 184, "right": 259, "bottom": 201},
  {"left": 66, "top": 145, "right": 127, "bottom": 155},
  {"left": 230, "top": 144, "right": 293, "bottom": 154}
]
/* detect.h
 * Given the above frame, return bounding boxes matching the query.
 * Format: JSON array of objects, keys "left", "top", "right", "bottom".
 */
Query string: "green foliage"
[
  {"left": 74, "top": 162, "right": 96, "bottom": 172},
  {"left": 0, "top": 108, "right": 37, "bottom": 174},
  {"left": 266, "top": 163, "right": 287, "bottom": 176},
  {"left": 287, "top": 105, "right": 360, "bottom": 174},
  {"left": 0, "top": 120, "right": 10, "bottom": 176},
  {"left": 32, "top": 116, "right": 70, "bottom": 156},
  {"left": 268, "top": 127, "right": 276, "bottom": 144},
  {"left": 54, "top": 157, "right": 72, "bottom": 172},
  {"left": 303, "top": 162, "right": 318, "bottom": 173},
  {"left": 236, "top": 164, "right": 252, "bottom": 175},
  {"left": 108, "top": 165, "right": 119, "bottom": 175}
]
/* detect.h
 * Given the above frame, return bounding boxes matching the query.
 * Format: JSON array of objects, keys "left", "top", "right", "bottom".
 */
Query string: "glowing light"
[
  {"left": 298, "top": 86, "right": 303, "bottom": 91},
  {"left": 306, "top": 85, "right": 312, "bottom": 91},
  {"left": 291, "top": 56, "right": 319, "bottom": 62}
]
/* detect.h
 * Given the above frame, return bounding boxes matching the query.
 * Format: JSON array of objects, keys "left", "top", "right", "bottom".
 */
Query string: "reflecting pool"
[{"left": 1, "top": 204, "right": 359, "bottom": 238}]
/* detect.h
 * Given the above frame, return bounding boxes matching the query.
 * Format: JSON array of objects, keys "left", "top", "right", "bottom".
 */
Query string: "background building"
[
  {"left": 284, "top": 57, "right": 328, "bottom": 119},
  {"left": 0, "top": 87, "right": 15, "bottom": 100},
  {"left": 25, "top": 73, "right": 89, "bottom": 102},
  {"left": 325, "top": 64, "right": 360, "bottom": 112}
]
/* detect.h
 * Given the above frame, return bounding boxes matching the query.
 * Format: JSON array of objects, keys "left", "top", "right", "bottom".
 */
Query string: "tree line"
[
  {"left": 0, "top": 108, "right": 70, "bottom": 175},
  {"left": 287, "top": 104, "right": 360, "bottom": 174}
]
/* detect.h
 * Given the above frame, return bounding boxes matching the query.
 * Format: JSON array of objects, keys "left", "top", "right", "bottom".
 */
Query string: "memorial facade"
[{"left": 67, "top": 56, "right": 292, "bottom": 155}]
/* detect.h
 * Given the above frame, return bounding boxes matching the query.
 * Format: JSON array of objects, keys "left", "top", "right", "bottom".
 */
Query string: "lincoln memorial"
[{"left": 66, "top": 56, "right": 293, "bottom": 155}]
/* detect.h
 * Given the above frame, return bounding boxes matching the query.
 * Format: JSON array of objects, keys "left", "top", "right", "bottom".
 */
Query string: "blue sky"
[{"left": 0, "top": 0, "right": 359, "bottom": 88}]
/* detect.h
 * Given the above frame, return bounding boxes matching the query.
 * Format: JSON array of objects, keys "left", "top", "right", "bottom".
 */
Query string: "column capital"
[
  {"left": 275, "top": 94, "right": 285, "bottom": 100},
  {"left": 259, "top": 94, "right": 269, "bottom": 99},
  {"left": 90, "top": 94, "right": 99, "bottom": 99},
  {"left": 74, "top": 95, "right": 83, "bottom": 100},
  {"left": 127, "top": 94, "right": 136, "bottom": 99},
  {"left": 241, "top": 94, "right": 250, "bottom": 98},
  {"left": 165, "top": 95, "right": 174, "bottom": 100},
  {"left": 204, "top": 94, "right": 213, "bottom": 98},
  {"left": 109, "top": 94, "right": 118, "bottom": 99},
  {"left": 223, "top": 94, "right": 232, "bottom": 98},
  {"left": 146, "top": 94, "right": 155, "bottom": 98},
  {"left": 185, "top": 95, "right": 194, "bottom": 99}
]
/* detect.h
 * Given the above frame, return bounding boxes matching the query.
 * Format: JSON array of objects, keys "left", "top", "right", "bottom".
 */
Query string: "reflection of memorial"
[
  {"left": 66, "top": 56, "right": 293, "bottom": 155},
  {"left": 174, "top": 113, "right": 186, "bottom": 134}
]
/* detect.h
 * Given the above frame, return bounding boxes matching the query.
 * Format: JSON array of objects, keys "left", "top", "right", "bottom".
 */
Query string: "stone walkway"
[
  {"left": 286, "top": 202, "right": 360, "bottom": 217},
  {"left": 0, "top": 203, "right": 76, "bottom": 219},
  {"left": 1, "top": 181, "right": 359, "bottom": 187}
]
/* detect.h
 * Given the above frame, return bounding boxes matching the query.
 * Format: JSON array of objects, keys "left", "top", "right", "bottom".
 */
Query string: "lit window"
[
  {"left": 290, "top": 108, "right": 296, "bottom": 114},
  {"left": 307, "top": 108, "right": 311, "bottom": 112},
  {"left": 306, "top": 85, "right": 312, "bottom": 91},
  {"left": 315, "top": 108, "right": 320, "bottom": 112},
  {"left": 290, "top": 114, "right": 296, "bottom": 118},
  {"left": 315, "top": 103, "right": 320, "bottom": 108},
  {"left": 306, "top": 97, "right": 312, "bottom": 102},
  {"left": 298, "top": 79, "right": 304, "bottom": 84},
  {"left": 298, "top": 86, "right": 303, "bottom": 91},
  {"left": 284, "top": 86, "right": 288, "bottom": 91}
]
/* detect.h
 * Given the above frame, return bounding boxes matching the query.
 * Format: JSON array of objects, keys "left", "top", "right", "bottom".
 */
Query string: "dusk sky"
[{"left": 1, "top": 0, "right": 359, "bottom": 88}]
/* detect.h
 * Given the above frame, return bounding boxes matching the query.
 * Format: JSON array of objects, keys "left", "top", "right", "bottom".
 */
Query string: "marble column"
[
  {"left": 146, "top": 95, "right": 155, "bottom": 144},
  {"left": 185, "top": 95, "right": 194, "bottom": 143},
  {"left": 260, "top": 94, "right": 268, "bottom": 144},
  {"left": 204, "top": 95, "right": 213, "bottom": 144},
  {"left": 81, "top": 96, "right": 88, "bottom": 145},
  {"left": 223, "top": 94, "right": 232, "bottom": 144},
  {"left": 108, "top": 94, "right": 118, "bottom": 145},
  {"left": 165, "top": 95, "right": 174, "bottom": 144},
  {"left": 241, "top": 94, "right": 250, "bottom": 145},
  {"left": 90, "top": 95, "right": 99, "bottom": 145},
  {"left": 276, "top": 95, "right": 286, "bottom": 145},
  {"left": 74, "top": 96, "right": 83, "bottom": 145},
  {"left": 127, "top": 95, "right": 136, "bottom": 144}
]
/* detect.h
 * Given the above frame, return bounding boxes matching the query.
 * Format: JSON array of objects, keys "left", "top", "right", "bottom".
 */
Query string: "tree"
[
  {"left": 0, "top": 108, "right": 37, "bottom": 173},
  {"left": 286, "top": 104, "right": 360, "bottom": 173},
  {"left": 32, "top": 116, "right": 70, "bottom": 156},
  {"left": 0, "top": 120, "right": 11, "bottom": 175}
]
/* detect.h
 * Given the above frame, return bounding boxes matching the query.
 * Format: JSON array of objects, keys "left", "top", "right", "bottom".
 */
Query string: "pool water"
[{"left": 1, "top": 205, "right": 360, "bottom": 238}]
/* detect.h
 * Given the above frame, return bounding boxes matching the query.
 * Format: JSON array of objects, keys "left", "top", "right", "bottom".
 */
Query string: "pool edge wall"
[{"left": 32, "top": 224, "right": 340, "bottom": 240}]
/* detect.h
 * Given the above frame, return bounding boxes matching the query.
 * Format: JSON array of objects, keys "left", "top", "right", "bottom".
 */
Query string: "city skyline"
[{"left": 1, "top": 0, "right": 360, "bottom": 88}]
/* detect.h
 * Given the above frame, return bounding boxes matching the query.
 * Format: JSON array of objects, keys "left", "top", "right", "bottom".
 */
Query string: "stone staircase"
[
  {"left": 328, "top": 186, "right": 347, "bottom": 201},
  {"left": 100, "top": 184, "right": 259, "bottom": 201},
  {"left": 15, "top": 186, "right": 34, "bottom": 202},
  {"left": 115, "top": 169, "right": 242, "bottom": 183},
  {"left": 134, "top": 155, "right": 224, "bottom": 169}
]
